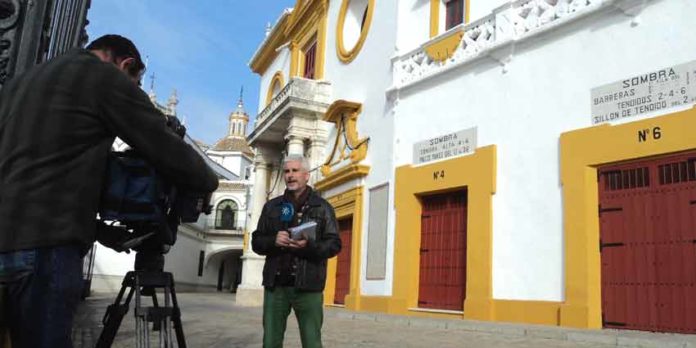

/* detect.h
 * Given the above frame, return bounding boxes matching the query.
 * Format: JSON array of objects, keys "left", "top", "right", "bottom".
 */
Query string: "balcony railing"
[
  {"left": 392, "top": 0, "right": 645, "bottom": 90},
  {"left": 208, "top": 228, "right": 245, "bottom": 236},
  {"left": 254, "top": 77, "right": 332, "bottom": 128}
]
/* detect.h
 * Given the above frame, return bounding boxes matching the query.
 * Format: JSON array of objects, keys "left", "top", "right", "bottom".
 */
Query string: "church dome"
[{"left": 212, "top": 137, "right": 254, "bottom": 157}]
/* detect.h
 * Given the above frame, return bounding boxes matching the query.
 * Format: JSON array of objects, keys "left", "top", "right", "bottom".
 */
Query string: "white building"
[
  {"left": 91, "top": 89, "right": 254, "bottom": 293},
  {"left": 246, "top": 0, "right": 696, "bottom": 333}
]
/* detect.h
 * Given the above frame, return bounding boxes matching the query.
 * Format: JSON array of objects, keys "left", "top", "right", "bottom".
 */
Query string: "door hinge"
[
  {"left": 603, "top": 321, "right": 627, "bottom": 327},
  {"left": 600, "top": 241, "right": 624, "bottom": 251},
  {"left": 420, "top": 248, "right": 429, "bottom": 253},
  {"left": 690, "top": 200, "right": 696, "bottom": 205},
  {"left": 599, "top": 204, "right": 623, "bottom": 216}
]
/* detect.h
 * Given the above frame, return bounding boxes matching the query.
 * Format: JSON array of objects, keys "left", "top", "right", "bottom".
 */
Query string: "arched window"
[{"left": 215, "top": 200, "right": 238, "bottom": 229}]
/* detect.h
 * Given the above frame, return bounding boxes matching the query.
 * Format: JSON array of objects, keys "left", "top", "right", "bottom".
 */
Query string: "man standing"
[
  {"left": 252, "top": 154, "right": 341, "bottom": 348},
  {"left": 0, "top": 35, "right": 218, "bottom": 347}
]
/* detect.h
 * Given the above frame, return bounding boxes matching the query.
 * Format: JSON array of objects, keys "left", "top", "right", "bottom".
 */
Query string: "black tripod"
[{"left": 96, "top": 271, "right": 187, "bottom": 348}]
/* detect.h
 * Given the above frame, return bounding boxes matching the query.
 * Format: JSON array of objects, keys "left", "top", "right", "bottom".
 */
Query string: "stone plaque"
[
  {"left": 413, "top": 127, "right": 477, "bottom": 165},
  {"left": 591, "top": 60, "right": 696, "bottom": 125}
]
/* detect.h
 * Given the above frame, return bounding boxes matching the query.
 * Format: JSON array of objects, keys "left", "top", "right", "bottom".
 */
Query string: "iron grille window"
[
  {"left": 303, "top": 40, "right": 317, "bottom": 79},
  {"left": 445, "top": 0, "right": 465, "bottom": 30},
  {"left": 658, "top": 158, "right": 696, "bottom": 185},
  {"left": 602, "top": 167, "right": 650, "bottom": 191},
  {"left": 215, "top": 200, "right": 238, "bottom": 229}
]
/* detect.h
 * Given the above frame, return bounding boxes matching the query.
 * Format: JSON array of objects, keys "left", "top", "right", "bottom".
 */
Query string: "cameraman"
[{"left": 0, "top": 35, "right": 218, "bottom": 347}]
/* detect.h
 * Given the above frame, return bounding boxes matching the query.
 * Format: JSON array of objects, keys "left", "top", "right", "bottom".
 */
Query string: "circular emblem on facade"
[
  {"left": 0, "top": 0, "right": 20, "bottom": 30},
  {"left": 336, "top": 0, "right": 374, "bottom": 63}
]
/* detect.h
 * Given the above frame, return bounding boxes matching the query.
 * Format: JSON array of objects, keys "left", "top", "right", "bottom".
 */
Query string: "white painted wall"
[
  {"left": 164, "top": 229, "right": 211, "bottom": 286},
  {"left": 322, "top": 0, "right": 400, "bottom": 296},
  {"left": 164, "top": 228, "right": 243, "bottom": 289},
  {"left": 207, "top": 152, "right": 253, "bottom": 179},
  {"left": 391, "top": 0, "right": 696, "bottom": 301},
  {"left": 469, "top": 0, "right": 507, "bottom": 23},
  {"left": 91, "top": 243, "right": 136, "bottom": 292},
  {"left": 396, "top": 0, "right": 430, "bottom": 54},
  {"left": 257, "top": 48, "right": 292, "bottom": 113}
]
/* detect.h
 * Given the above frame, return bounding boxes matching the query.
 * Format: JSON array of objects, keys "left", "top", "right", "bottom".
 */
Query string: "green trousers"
[{"left": 263, "top": 287, "right": 323, "bottom": 348}]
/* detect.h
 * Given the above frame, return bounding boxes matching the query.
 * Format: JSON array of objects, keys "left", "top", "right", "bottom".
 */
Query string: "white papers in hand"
[{"left": 289, "top": 221, "right": 317, "bottom": 241}]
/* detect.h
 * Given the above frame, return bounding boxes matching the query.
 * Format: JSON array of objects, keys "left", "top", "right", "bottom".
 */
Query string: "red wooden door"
[
  {"left": 599, "top": 151, "right": 696, "bottom": 333},
  {"left": 334, "top": 217, "right": 352, "bottom": 305},
  {"left": 418, "top": 190, "right": 467, "bottom": 311}
]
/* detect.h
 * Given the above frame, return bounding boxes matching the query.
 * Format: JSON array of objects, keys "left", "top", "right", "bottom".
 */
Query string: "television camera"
[
  {"left": 95, "top": 115, "right": 214, "bottom": 348},
  {"left": 97, "top": 115, "right": 213, "bottom": 271}
]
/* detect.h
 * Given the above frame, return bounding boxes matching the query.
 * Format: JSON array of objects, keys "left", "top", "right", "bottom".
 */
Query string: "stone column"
[
  {"left": 308, "top": 137, "right": 327, "bottom": 185},
  {"left": 236, "top": 157, "right": 271, "bottom": 306},
  {"left": 248, "top": 160, "right": 271, "bottom": 233},
  {"left": 286, "top": 134, "right": 305, "bottom": 156}
]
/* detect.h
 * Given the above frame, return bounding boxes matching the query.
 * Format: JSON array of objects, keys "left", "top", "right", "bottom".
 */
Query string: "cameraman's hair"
[
  {"left": 283, "top": 154, "right": 310, "bottom": 172},
  {"left": 86, "top": 34, "right": 145, "bottom": 78}
]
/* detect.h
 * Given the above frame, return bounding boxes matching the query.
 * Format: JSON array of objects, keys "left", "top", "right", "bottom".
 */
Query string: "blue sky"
[{"left": 87, "top": 1, "right": 295, "bottom": 145}]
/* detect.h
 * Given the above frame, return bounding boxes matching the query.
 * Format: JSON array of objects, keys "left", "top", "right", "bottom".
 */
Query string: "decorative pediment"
[
  {"left": 319, "top": 100, "right": 369, "bottom": 178},
  {"left": 287, "top": 0, "right": 327, "bottom": 38}
]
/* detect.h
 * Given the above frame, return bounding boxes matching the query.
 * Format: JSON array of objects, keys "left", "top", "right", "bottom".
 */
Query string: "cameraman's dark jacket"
[
  {"left": 0, "top": 49, "right": 219, "bottom": 253},
  {"left": 252, "top": 188, "right": 341, "bottom": 291}
]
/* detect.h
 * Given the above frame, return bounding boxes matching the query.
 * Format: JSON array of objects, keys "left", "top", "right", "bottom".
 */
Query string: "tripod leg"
[
  {"left": 150, "top": 291, "right": 163, "bottom": 332},
  {"left": 96, "top": 284, "right": 135, "bottom": 348},
  {"left": 168, "top": 278, "right": 187, "bottom": 348}
]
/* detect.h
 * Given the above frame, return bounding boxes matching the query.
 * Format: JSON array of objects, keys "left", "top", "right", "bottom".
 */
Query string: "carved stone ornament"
[
  {"left": 0, "top": 0, "right": 20, "bottom": 86},
  {"left": 320, "top": 100, "right": 369, "bottom": 177},
  {"left": 0, "top": 0, "right": 19, "bottom": 30}
]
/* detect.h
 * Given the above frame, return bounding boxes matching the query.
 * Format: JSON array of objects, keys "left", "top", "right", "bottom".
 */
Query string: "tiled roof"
[{"left": 211, "top": 137, "right": 254, "bottom": 156}]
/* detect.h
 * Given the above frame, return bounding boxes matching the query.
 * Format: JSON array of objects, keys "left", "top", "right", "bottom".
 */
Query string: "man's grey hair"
[{"left": 283, "top": 154, "right": 310, "bottom": 172}]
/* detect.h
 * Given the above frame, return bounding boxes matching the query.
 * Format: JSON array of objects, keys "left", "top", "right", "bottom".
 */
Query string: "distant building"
[{"left": 92, "top": 88, "right": 254, "bottom": 293}]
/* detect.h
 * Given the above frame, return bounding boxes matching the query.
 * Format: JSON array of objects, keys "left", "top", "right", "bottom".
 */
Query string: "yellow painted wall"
[
  {"left": 322, "top": 186, "right": 364, "bottom": 309},
  {"left": 357, "top": 145, "right": 497, "bottom": 318},
  {"left": 559, "top": 106, "right": 696, "bottom": 328},
  {"left": 353, "top": 107, "right": 696, "bottom": 327}
]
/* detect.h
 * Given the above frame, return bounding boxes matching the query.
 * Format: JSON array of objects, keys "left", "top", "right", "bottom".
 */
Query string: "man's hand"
[
  {"left": 287, "top": 238, "right": 308, "bottom": 249},
  {"left": 275, "top": 231, "right": 291, "bottom": 247}
]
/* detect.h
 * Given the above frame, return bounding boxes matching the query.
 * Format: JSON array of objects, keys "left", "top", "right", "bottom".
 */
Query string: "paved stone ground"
[{"left": 72, "top": 292, "right": 696, "bottom": 348}]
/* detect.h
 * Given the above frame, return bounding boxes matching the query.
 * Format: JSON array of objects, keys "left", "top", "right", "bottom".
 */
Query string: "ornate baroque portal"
[
  {"left": 315, "top": 100, "right": 370, "bottom": 192},
  {"left": 315, "top": 100, "right": 370, "bottom": 309}
]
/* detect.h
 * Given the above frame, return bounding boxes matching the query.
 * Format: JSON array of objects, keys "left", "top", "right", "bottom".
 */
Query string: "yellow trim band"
[
  {"left": 265, "top": 71, "right": 285, "bottom": 106},
  {"left": 424, "top": 28, "right": 464, "bottom": 62},
  {"left": 315, "top": 164, "right": 370, "bottom": 192},
  {"left": 250, "top": 16, "right": 290, "bottom": 75},
  {"left": 288, "top": 0, "right": 328, "bottom": 79},
  {"left": 321, "top": 100, "right": 369, "bottom": 178},
  {"left": 323, "top": 186, "right": 365, "bottom": 309},
  {"left": 559, "top": 106, "right": 696, "bottom": 328},
  {"left": 336, "top": 0, "right": 375, "bottom": 63},
  {"left": 290, "top": 42, "right": 300, "bottom": 78},
  {"left": 430, "top": 0, "right": 470, "bottom": 38},
  {"left": 430, "top": 0, "right": 439, "bottom": 38},
  {"left": 387, "top": 145, "right": 496, "bottom": 318}
]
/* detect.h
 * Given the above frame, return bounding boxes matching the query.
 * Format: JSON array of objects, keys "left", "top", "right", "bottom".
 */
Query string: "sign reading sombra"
[
  {"left": 413, "top": 127, "right": 477, "bottom": 165},
  {"left": 591, "top": 60, "right": 696, "bottom": 125}
]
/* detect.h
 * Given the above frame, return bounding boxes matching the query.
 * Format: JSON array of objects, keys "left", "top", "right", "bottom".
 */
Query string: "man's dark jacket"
[
  {"left": 0, "top": 49, "right": 219, "bottom": 253},
  {"left": 252, "top": 188, "right": 341, "bottom": 291}
]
